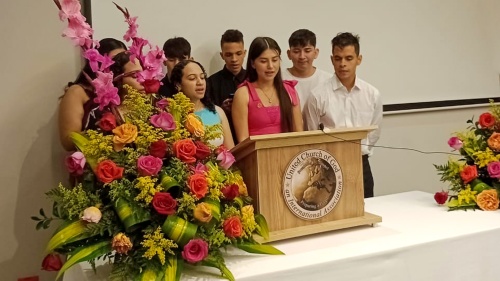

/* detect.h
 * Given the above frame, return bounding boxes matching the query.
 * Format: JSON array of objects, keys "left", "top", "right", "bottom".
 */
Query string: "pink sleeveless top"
[{"left": 240, "top": 80, "right": 299, "bottom": 136}]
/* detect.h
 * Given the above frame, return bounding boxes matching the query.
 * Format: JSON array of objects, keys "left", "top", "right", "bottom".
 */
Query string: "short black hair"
[
  {"left": 331, "top": 32, "right": 360, "bottom": 55},
  {"left": 288, "top": 29, "right": 317, "bottom": 48},
  {"left": 220, "top": 29, "right": 244, "bottom": 47},
  {"left": 162, "top": 37, "right": 191, "bottom": 59}
]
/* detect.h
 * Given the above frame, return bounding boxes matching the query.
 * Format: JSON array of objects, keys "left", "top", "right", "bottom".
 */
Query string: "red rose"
[
  {"left": 152, "top": 192, "right": 177, "bottom": 215},
  {"left": 460, "top": 165, "right": 478, "bottom": 184},
  {"left": 222, "top": 216, "right": 243, "bottom": 238},
  {"left": 194, "top": 141, "right": 211, "bottom": 160},
  {"left": 143, "top": 79, "right": 161, "bottom": 94},
  {"left": 150, "top": 140, "right": 168, "bottom": 159},
  {"left": 41, "top": 253, "right": 63, "bottom": 271},
  {"left": 173, "top": 139, "right": 197, "bottom": 164},
  {"left": 479, "top": 112, "right": 496, "bottom": 128},
  {"left": 98, "top": 112, "right": 117, "bottom": 132},
  {"left": 434, "top": 191, "right": 448, "bottom": 205},
  {"left": 221, "top": 184, "right": 239, "bottom": 200},
  {"left": 95, "top": 160, "right": 124, "bottom": 183},
  {"left": 187, "top": 173, "right": 208, "bottom": 199}
]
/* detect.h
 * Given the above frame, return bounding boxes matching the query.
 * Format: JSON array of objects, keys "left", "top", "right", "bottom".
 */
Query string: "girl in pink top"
[{"left": 232, "top": 37, "right": 303, "bottom": 143}]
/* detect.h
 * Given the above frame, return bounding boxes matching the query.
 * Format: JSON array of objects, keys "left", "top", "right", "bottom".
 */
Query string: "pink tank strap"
[
  {"left": 283, "top": 80, "right": 299, "bottom": 106},
  {"left": 239, "top": 80, "right": 260, "bottom": 102}
]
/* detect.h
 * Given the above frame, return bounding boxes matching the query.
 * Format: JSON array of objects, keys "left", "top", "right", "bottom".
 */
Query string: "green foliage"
[
  {"left": 109, "top": 178, "right": 135, "bottom": 202},
  {"left": 85, "top": 208, "right": 121, "bottom": 237},
  {"left": 46, "top": 183, "right": 101, "bottom": 220},
  {"left": 32, "top": 208, "right": 54, "bottom": 230},
  {"left": 434, "top": 161, "right": 465, "bottom": 192}
]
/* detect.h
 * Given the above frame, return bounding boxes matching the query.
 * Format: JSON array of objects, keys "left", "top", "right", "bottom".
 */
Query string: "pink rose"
[
  {"left": 137, "top": 155, "right": 163, "bottom": 176},
  {"left": 216, "top": 149, "right": 235, "bottom": 170},
  {"left": 191, "top": 163, "right": 208, "bottom": 174},
  {"left": 65, "top": 151, "right": 86, "bottom": 176},
  {"left": 181, "top": 238, "right": 209, "bottom": 263},
  {"left": 487, "top": 161, "right": 500, "bottom": 178},
  {"left": 447, "top": 137, "right": 463, "bottom": 150},
  {"left": 150, "top": 112, "right": 176, "bottom": 131},
  {"left": 156, "top": 98, "right": 169, "bottom": 110}
]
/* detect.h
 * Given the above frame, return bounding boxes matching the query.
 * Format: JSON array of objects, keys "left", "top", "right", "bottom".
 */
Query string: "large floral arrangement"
[
  {"left": 33, "top": 1, "right": 282, "bottom": 280},
  {"left": 434, "top": 101, "right": 500, "bottom": 211}
]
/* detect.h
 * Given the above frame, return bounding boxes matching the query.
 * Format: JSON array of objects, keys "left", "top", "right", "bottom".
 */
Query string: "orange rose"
[
  {"left": 112, "top": 123, "right": 138, "bottom": 151},
  {"left": 223, "top": 216, "right": 243, "bottom": 238},
  {"left": 173, "top": 139, "right": 197, "bottom": 164},
  {"left": 488, "top": 133, "right": 500, "bottom": 151},
  {"left": 95, "top": 160, "right": 124, "bottom": 183},
  {"left": 460, "top": 165, "right": 477, "bottom": 184},
  {"left": 188, "top": 173, "right": 208, "bottom": 199},
  {"left": 193, "top": 202, "right": 212, "bottom": 223},
  {"left": 112, "top": 233, "right": 133, "bottom": 254},
  {"left": 185, "top": 114, "right": 205, "bottom": 137},
  {"left": 477, "top": 189, "right": 500, "bottom": 211}
]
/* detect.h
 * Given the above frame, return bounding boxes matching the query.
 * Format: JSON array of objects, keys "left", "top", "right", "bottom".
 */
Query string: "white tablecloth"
[{"left": 64, "top": 191, "right": 500, "bottom": 281}]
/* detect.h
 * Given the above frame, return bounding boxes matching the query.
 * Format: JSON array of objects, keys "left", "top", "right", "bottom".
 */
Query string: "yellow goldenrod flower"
[
  {"left": 141, "top": 227, "right": 177, "bottom": 265},
  {"left": 134, "top": 176, "right": 161, "bottom": 204},
  {"left": 457, "top": 187, "right": 477, "bottom": 205}
]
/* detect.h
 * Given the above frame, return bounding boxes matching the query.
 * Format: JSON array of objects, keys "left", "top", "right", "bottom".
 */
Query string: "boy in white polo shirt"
[{"left": 282, "top": 29, "right": 331, "bottom": 112}]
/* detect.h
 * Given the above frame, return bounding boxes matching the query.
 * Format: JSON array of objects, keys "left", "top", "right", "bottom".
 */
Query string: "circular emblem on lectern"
[{"left": 282, "top": 149, "right": 343, "bottom": 220}]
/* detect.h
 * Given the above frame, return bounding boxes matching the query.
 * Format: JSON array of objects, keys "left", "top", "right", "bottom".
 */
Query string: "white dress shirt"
[{"left": 303, "top": 75, "right": 382, "bottom": 156}]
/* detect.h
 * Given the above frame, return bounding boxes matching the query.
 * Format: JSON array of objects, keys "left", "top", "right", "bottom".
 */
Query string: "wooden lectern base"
[{"left": 256, "top": 212, "right": 382, "bottom": 243}]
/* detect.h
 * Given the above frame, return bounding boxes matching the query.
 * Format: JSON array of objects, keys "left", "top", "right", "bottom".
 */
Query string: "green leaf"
[
  {"left": 134, "top": 267, "right": 163, "bottom": 281},
  {"left": 70, "top": 132, "right": 97, "bottom": 169},
  {"left": 163, "top": 255, "right": 183, "bottom": 281},
  {"left": 45, "top": 220, "right": 93, "bottom": 254},
  {"left": 254, "top": 214, "right": 269, "bottom": 240},
  {"left": 202, "top": 257, "right": 235, "bottom": 281},
  {"left": 42, "top": 220, "right": 51, "bottom": 229},
  {"left": 55, "top": 241, "right": 112, "bottom": 280},
  {"left": 235, "top": 242, "right": 284, "bottom": 255},
  {"left": 31, "top": 216, "right": 41, "bottom": 221},
  {"left": 36, "top": 221, "right": 44, "bottom": 230},
  {"left": 39, "top": 208, "right": 46, "bottom": 217}
]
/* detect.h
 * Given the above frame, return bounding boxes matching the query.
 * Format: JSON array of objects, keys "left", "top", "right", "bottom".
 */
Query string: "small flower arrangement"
[
  {"left": 434, "top": 101, "right": 500, "bottom": 211},
  {"left": 32, "top": 1, "right": 282, "bottom": 280}
]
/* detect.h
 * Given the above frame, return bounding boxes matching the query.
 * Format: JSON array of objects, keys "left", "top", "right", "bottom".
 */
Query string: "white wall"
[
  {"left": 371, "top": 106, "right": 489, "bottom": 196},
  {"left": 0, "top": 0, "right": 79, "bottom": 280},
  {"left": 91, "top": 0, "right": 500, "bottom": 104},
  {"left": 0, "top": 0, "right": 497, "bottom": 280}
]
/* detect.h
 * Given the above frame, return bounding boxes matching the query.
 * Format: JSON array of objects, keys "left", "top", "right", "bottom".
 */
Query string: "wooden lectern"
[{"left": 231, "top": 126, "right": 382, "bottom": 242}]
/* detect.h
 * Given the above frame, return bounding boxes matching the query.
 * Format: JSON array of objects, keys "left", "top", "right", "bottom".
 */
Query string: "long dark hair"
[
  {"left": 245, "top": 37, "right": 294, "bottom": 132},
  {"left": 170, "top": 60, "right": 216, "bottom": 113},
  {"left": 69, "top": 38, "right": 127, "bottom": 88}
]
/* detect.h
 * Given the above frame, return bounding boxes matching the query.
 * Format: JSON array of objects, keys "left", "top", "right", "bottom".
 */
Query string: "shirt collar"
[
  {"left": 332, "top": 74, "right": 360, "bottom": 92},
  {"left": 222, "top": 66, "right": 246, "bottom": 82}
]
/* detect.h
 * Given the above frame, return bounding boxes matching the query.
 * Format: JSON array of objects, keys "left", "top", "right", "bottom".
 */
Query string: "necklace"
[{"left": 260, "top": 88, "right": 274, "bottom": 104}]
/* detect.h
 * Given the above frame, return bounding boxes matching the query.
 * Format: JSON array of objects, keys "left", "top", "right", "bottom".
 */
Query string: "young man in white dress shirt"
[
  {"left": 282, "top": 29, "right": 331, "bottom": 112},
  {"left": 303, "top": 32, "right": 382, "bottom": 198}
]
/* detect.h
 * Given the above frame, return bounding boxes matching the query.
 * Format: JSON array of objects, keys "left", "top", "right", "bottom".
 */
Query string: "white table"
[{"left": 64, "top": 191, "right": 500, "bottom": 281}]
